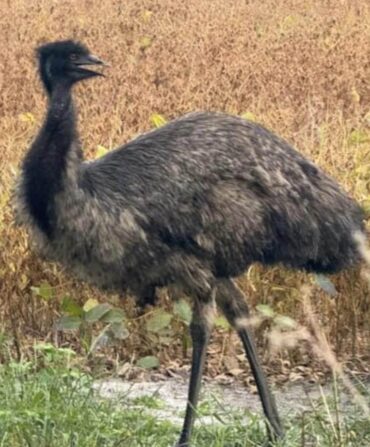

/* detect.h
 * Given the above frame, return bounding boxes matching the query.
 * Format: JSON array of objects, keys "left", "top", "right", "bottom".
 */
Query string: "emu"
[{"left": 15, "top": 40, "right": 364, "bottom": 446}]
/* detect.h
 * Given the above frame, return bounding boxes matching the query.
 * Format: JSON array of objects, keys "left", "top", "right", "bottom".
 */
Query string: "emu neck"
[
  {"left": 22, "top": 81, "right": 81, "bottom": 238},
  {"left": 48, "top": 81, "right": 74, "bottom": 124}
]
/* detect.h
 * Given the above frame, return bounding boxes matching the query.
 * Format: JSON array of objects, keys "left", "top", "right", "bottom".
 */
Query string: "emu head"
[{"left": 36, "top": 40, "right": 106, "bottom": 94}]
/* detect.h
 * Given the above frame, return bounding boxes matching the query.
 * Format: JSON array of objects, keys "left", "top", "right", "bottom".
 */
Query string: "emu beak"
[
  {"left": 86, "top": 54, "right": 109, "bottom": 67},
  {"left": 75, "top": 54, "right": 109, "bottom": 77}
]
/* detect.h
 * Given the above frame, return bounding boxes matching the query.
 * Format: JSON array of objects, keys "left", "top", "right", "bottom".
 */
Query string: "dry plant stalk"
[
  {"left": 266, "top": 283, "right": 370, "bottom": 417},
  {"left": 302, "top": 286, "right": 369, "bottom": 418}
]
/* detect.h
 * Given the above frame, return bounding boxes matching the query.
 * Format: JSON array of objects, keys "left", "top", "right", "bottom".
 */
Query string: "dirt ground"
[{"left": 93, "top": 377, "right": 356, "bottom": 427}]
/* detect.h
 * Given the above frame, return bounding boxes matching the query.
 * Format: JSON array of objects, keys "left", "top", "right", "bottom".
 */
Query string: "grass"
[{"left": 0, "top": 346, "right": 369, "bottom": 447}]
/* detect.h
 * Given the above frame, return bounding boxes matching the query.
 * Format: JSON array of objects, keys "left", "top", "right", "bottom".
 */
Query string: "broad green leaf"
[
  {"left": 256, "top": 304, "right": 275, "bottom": 318},
  {"left": 139, "top": 36, "right": 152, "bottom": 49},
  {"left": 109, "top": 322, "right": 129, "bottom": 340},
  {"left": 83, "top": 298, "right": 100, "bottom": 312},
  {"left": 274, "top": 315, "right": 297, "bottom": 329},
  {"left": 85, "top": 303, "right": 112, "bottom": 322},
  {"left": 34, "top": 343, "right": 76, "bottom": 357},
  {"left": 254, "top": 24, "right": 264, "bottom": 38},
  {"left": 150, "top": 114, "right": 167, "bottom": 128},
  {"left": 241, "top": 111, "right": 257, "bottom": 122},
  {"left": 38, "top": 282, "right": 53, "bottom": 300},
  {"left": 19, "top": 274, "right": 28, "bottom": 291},
  {"left": 146, "top": 310, "right": 172, "bottom": 332},
  {"left": 95, "top": 145, "right": 109, "bottom": 159},
  {"left": 173, "top": 299, "right": 192, "bottom": 324},
  {"left": 136, "top": 356, "right": 160, "bottom": 369},
  {"left": 33, "top": 342, "right": 55, "bottom": 352},
  {"left": 19, "top": 112, "right": 35, "bottom": 124},
  {"left": 31, "top": 282, "right": 53, "bottom": 301},
  {"left": 355, "top": 164, "right": 370, "bottom": 178},
  {"left": 61, "top": 296, "right": 83, "bottom": 317},
  {"left": 214, "top": 316, "right": 230, "bottom": 330},
  {"left": 142, "top": 10, "right": 153, "bottom": 22},
  {"left": 280, "top": 14, "right": 298, "bottom": 31},
  {"left": 101, "top": 308, "right": 126, "bottom": 323},
  {"left": 56, "top": 315, "right": 82, "bottom": 330},
  {"left": 348, "top": 129, "right": 369, "bottom": 146},
  {"left": 314, "top": 274, "right": 337, "bottom": 296}
]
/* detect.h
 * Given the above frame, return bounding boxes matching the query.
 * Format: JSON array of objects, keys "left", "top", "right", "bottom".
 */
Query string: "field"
[{"left": 0, "top": 0, "right": 369, "bottom": 390}]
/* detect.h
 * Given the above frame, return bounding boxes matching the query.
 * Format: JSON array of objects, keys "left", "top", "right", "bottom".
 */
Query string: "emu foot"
[
  {"left": 261, "top": 440, "right": 279, "bottom": 447},
  {"left": 175, "top": 434, "right": 190, "bottom": 447},
  {"left": 263, "top": 430, "right": 284, "bottom": 446}
]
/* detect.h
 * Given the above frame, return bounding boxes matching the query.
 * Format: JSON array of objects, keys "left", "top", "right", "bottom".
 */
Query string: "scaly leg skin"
[
  {"left": 176, "top": 297, "right": 215, "bottom": 447},
  {"left": 216, "top": 279, "right": 284, "bottom": 444}
]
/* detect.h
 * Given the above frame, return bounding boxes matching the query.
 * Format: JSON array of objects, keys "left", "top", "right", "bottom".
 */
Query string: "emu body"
[
  {"left": 16, "top": 111, "right": 363, "bottom": 294},
  {"left": 15, "top": 41, "right": 364, "bottom": 446}
]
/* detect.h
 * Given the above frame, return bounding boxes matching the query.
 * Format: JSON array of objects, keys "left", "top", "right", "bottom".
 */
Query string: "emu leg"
[
  {"left": 216, "top": 279, "right": 283, "bottom": 442},
  {"left": 176, "top": 299, "right": 215, "bottom": 447},
  {"left": 136, "top": 284, "right": 157, "bottom": 309}
]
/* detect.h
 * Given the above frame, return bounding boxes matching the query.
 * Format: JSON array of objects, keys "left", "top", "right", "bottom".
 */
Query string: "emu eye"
[{"left": 69, "top": 53, "right": 78, "bottom": 61}]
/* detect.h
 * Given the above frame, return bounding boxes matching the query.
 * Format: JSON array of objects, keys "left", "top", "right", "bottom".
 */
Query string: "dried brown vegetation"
[{"left": 0, "top": 0, "right": 369, "bottom": 380}]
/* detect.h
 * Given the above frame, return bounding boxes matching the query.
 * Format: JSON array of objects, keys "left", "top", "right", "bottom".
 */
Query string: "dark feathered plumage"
[{"left": 15, "top": 40, "right": 364, "bottom": 446}]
